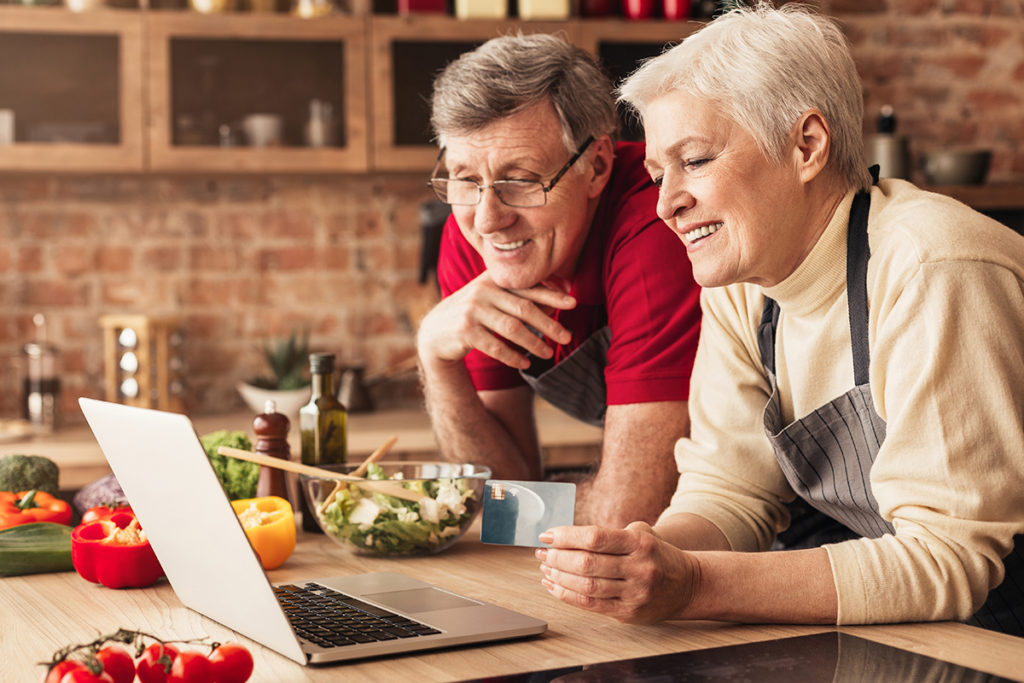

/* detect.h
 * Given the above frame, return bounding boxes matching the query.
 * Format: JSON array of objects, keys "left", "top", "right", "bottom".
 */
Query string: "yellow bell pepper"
[{"left": 230, "top": 496, "right": 296, "bottom": 570}]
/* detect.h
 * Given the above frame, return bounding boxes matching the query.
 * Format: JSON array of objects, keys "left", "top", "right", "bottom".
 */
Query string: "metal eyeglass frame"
[{"left": 427, "top": 135, "right": 596, "bottom": 208}]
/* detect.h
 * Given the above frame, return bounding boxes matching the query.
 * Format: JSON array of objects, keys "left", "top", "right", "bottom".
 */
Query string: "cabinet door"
[
  {"left": 0, "top": 7, "right": 144, "bottom": 172},
  {"left": 578, "top": 19, "right": 697, "bottom": 142},
  {"left": 370, "top": 16, "right": 579, "bottom": 172},
  {"left": 146, "top": 13, "right": 368, "bottom": 173}
]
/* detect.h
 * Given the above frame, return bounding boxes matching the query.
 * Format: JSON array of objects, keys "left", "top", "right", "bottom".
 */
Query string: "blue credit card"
[{"left": 480, "top": 480, "right": 576, "bottom": 548}]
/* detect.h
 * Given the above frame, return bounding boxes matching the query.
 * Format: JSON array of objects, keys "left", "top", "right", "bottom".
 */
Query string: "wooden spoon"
[
  {"left": 320, "top": 435, "right": 398, "bottom": 514},
  {"left": 216, "top": 444, "right": 422, "bottom": 504}
]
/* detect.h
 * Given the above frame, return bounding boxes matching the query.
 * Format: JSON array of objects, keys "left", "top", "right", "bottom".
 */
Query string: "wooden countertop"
[
  {"left": 1, "top": 401, "right": 603, "bottom": 492},
  {"left": 2, "top": 525, "right": 1023, "bottom": 682}
]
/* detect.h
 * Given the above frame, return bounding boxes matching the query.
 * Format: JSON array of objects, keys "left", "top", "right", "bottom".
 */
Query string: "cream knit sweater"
[{"left": 660, "top": 180, "right": 1024, "bottom": 625}]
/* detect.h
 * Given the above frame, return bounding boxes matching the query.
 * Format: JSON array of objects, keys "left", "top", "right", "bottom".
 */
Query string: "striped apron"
[
  {"left": 520, "top": 326, "right": 611, "bottom": 428},
  {"left": 758, "top": 187, "right": 1024, "bottom": 635}
]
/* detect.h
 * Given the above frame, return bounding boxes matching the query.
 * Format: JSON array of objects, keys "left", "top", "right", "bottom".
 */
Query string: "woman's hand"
[
  {"left": 535, "top": 521, "right": 700, "bottom": 624},
  {"left": 417, "top": 271, "right": 575, "bottom": 370}
]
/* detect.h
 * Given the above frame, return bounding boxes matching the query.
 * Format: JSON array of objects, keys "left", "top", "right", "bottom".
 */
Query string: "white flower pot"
[{"left": 236, "top": 382, "right": 311, "bottom": 425}]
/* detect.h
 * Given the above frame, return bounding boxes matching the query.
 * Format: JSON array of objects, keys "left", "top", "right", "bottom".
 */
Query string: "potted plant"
[{"left": 236, "top": 330, "right": 312, "bottom": 420}]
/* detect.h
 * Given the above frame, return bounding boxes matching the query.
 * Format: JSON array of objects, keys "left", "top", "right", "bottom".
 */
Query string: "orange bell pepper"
[
  {"left": 0, "top": 490, "right": 72, "bottom": 530},
  {"left": 231, "top": 496, "right": 296, "bottom": 570}
]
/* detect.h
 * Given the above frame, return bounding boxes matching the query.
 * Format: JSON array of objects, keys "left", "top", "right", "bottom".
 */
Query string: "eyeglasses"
[{"left": 427, "top": 136, "right": 595, "bottom": 208}]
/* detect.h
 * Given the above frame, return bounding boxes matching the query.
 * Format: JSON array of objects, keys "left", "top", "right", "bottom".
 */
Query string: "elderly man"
[
  {"left": 537, "top": 3, "right": 1024, "bottom": 635},
  {"left": 416, "top": 33, "right": 703, "bottom": 527}
]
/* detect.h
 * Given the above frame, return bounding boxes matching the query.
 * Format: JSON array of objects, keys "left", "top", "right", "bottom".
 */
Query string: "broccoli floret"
[
  {"left": 0, "top": 454, "right": 60, "bottom": 494},
  {"left": 199, "top": 430, "right": 258, "bottom": 501}
]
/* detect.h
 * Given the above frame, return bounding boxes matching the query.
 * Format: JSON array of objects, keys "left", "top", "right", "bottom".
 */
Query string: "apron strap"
[
  {"left": 846, "top": 189, "right": 873, "bottom": 387},
  {"left": 758, "top": 297, "right": 780, "bottom": 377}
]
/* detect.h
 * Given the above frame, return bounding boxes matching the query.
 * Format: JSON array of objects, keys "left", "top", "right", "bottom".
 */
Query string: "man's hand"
[
  {"left": 535, "top": 522, "right": 699, "bottom": 624},
  {"left": 417, "top": 271, "right": 576, "bottom": 370}
]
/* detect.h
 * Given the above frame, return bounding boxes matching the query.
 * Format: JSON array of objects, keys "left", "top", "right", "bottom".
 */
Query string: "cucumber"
[{"left": 0, "top": 522, "right": 73, "bottom": 577}]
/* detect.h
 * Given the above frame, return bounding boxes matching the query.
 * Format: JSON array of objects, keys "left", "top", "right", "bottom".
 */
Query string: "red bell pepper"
[
  {"left": 71, "top": 509, "right": 164, "bottom": 589},
  {"left": 81, "top": 503, "right": 133, "bottom": 525},
  {"left": 0, "top": 490, "right": 72, "bottom": 530}
]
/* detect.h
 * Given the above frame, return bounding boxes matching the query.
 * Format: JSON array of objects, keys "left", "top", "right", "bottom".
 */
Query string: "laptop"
[{"left": 78, "top": 398, "right": 547, "bottom": 665}]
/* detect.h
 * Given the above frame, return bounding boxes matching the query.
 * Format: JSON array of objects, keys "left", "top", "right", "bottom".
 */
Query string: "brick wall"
[
  {"left": 2, "top": 1, "right": 1022, "bottom": 424},
  {"left": 0, "top": 174, "right": 439, "bottom": 422},
  {"left": 832, "top": 0, "right": 1024, "bottom": 178}
]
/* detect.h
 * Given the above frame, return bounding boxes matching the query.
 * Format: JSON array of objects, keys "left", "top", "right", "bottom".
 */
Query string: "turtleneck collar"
[{"left": 762, "top": 189, "right": 857, "bottom": 317}]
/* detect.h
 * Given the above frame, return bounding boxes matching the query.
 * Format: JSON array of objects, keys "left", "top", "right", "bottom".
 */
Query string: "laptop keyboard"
[{"left": 274, "top": 583, "right": 442, "bottom": 649}]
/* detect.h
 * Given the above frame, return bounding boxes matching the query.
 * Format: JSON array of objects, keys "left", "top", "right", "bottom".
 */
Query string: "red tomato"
[
  {"left": 59, "top": 668, "right": 114, "bottom": 683},
  {"left": 207, "top": 643, "right": 254, "bottom": 683},
  {"left": 167, "top": 650, "right": 213, "bottom": 683},
  {"left": 136, "top": 643, "right": 180, "bottom": 683},
  {"left": 44, "top": 660, "right": 85, "bottom": 683},
  {"left": 94, "top": 645, "right": 135, "bottom": 683}
]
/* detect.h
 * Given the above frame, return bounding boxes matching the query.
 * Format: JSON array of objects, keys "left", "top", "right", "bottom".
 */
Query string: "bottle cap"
[
  {"left": 309, "top": 352, "right": 335, "bottom": 374},
  {"left": 878, "top": 104, "right": 896, "bottom": 135}
]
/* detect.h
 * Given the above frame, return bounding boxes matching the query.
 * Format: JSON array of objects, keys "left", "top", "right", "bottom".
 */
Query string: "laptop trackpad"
[{"left": 364, "top": 587, "right": 481, "bottom": 613}]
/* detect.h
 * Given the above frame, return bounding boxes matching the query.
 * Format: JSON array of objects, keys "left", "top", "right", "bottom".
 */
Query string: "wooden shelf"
[{"left": 925, "top": 184, "right": 1024, "bottom": 211}]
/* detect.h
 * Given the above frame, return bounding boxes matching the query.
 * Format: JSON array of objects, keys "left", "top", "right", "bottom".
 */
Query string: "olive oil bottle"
[{"left": 299, "top": 352, "right": 347, "bottom": 532}]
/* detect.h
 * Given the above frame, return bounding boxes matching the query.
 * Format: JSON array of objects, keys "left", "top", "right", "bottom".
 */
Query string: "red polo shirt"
[{"left": 437, "top": 141, "right": 701, "bottom": 405}]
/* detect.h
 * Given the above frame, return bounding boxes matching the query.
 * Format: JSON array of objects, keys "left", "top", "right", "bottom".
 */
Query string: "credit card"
[{"left": 480, "top": 480, "right": 576, "bottom": 548}]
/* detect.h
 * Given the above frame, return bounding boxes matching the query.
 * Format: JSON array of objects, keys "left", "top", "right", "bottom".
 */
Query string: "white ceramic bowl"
[{"left": 236, "top": 382, "right": 310, "bottom": 423}]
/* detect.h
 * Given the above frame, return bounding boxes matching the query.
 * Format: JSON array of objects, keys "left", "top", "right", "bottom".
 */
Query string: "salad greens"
[{"left": 317, "top": 464, "right": 478, "bottom": 555}]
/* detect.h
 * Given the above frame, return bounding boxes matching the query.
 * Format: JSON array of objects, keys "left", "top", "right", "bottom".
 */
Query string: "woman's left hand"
[{"left": 536, "top": 521, "right": 699, "bottom": 623}]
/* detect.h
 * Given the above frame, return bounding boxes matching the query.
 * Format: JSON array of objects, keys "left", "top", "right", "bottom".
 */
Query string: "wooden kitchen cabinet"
[
  {"left": 146, "top": 12, "right": 369, "bottom": 172},
  {"left": 370, "top": 16, "right": 697, "bottom": 170},
  {"left": 369, "top": 16, "right": 579, "bottom": 171},
  {"left": 0, "top": 6, "right": 145, "bottom": 172},
  {"left": 577, "top": 18, "right": 697, "bottom": 141}
]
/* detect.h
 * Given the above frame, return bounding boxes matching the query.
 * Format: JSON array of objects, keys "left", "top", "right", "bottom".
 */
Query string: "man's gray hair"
[
  {"left": 430, "top": 32, "right": 619, "bottom": 154},
  {"left": 618, "top": 2, "right": 871, "bottom": 191}
]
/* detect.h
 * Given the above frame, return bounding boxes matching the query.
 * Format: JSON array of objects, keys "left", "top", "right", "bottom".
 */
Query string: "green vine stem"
[{"left": 40, "top": 628, "right": 222, "bottom": 676}]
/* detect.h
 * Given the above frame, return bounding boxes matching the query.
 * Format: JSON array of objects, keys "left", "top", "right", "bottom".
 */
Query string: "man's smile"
[{"left": 490, "top": 239, "right": 530, "bottom": 252}]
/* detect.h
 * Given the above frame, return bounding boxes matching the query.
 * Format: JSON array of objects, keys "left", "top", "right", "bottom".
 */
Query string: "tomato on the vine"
[
  {"left": 58, "top": 668, "right": 114, "bottom": 683},
  {"left": 136, "top": 643, "right": 180, "bottom": 683},
  {"left": 207, "top": 642, "right": 254, "bottom": 683},
  {"left": 167, "top": 650, "right": 213, "bottom": 683},
  {"left": 44, "top": 660, "right": 85, "bottom": 683},
  {"left": 94, "top": 644, "right": 135, "bottom": 683}
]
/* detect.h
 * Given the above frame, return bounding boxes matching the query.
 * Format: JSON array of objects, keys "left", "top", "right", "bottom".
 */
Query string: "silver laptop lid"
[{"left": 78, "top": 398, "right": 307, "bottom": 664}]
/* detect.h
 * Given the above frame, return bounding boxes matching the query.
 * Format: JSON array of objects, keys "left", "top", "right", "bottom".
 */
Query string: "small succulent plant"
[{"left": 247, "top": 329, "right": 311, "bottom": 390}]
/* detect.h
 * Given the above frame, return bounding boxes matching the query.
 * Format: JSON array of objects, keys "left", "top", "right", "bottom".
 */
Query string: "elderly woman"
[
  {"left": 537, "top": 3, "right": 1024, "bottom": 635},
  {"left": 417, "top": 34, "right": 703, "bottom": 528}
]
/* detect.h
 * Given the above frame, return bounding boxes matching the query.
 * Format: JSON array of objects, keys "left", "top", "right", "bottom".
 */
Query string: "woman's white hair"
[{"left": 618, "top": 2, "right": 871, "bottom": 191}]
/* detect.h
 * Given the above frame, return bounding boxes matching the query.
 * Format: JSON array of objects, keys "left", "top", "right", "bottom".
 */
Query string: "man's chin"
[{"left": 488, "top": 270, "right": 544, "bottom": 292}]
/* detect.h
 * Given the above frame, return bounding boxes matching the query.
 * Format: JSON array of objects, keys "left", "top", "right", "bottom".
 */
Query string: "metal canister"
[{"left": 22, "top": 340, "right": 60, "bottom": 434}]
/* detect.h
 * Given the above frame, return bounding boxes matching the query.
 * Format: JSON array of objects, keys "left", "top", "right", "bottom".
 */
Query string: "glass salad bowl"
[{"left": 299, "top": 462, "right": 490, "bottom": 556}]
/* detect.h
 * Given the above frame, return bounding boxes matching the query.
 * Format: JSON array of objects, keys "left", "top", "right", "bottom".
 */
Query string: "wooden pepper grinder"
[{"left": 254, "top": 399, "right": 291, "bottom": 501}]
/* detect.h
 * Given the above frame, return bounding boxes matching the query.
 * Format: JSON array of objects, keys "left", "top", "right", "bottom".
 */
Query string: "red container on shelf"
[
  {"left": 580, "top": 0, "right": 616, "bottom": 16},
  {"left": 398, "top": 0, "right": 447, "bottom": 13},
  {"left": 662, "top": 0, "right": 689, "bottom": 19},
  {"left": 623, "top": 0, "right": 656, "bottom": 19}
]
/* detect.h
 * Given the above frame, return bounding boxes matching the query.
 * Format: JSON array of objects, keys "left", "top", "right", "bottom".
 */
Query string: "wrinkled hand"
[
  {"left": 417, "top": 271, "right": 575, "bottom": 370},
  {"left": 536, "top": 522, "right": 699, "bottom": 624}
]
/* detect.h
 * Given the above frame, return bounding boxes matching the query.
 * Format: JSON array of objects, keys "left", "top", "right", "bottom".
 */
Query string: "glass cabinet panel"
[
  {"left": 147, "top": 13, "right": 368, "bottom": 173},
  {"left": 0, "top": 7, "right": 144, "bottom": 172}
]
